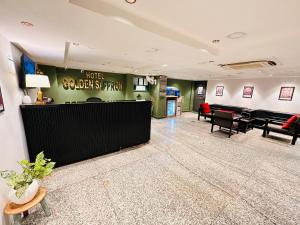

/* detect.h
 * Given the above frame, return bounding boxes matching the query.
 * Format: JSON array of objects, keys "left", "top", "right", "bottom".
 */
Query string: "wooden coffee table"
[{"left": 4, "top": 187, "right": 50, "bottom": 225}]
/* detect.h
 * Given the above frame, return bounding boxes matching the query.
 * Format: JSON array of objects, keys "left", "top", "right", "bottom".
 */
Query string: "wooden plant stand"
[{"left": 4, "top": 187, "right": 50, "bottom": 225}]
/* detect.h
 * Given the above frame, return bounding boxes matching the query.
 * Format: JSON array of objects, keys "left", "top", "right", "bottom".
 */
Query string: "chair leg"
[
  {"left": 267, "top": 130, "right": 270, "bottom": 135},
  {"left": 229, "top": 128, "right": 232, "bottom": 138},
  {"left": 219, "top": 126, "right": 221, "bottom": 130},
  {"left": 211, "top": 124, "right": 214, "bottom": 133},
  {"left": 291, "top": 135, "right": 297, "bottom": 145},
  {"left": 263, "top": 129, "right": 267, "bottom": 137}
]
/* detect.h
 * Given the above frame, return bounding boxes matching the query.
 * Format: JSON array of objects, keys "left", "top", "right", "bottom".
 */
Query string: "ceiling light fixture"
[
  {"left": 20, "top": 21, "right": 34, "bottom": 27},
  {"left": 125, "top": 0, "right": 136, "bottom": 4},
  {"left": 226, "top": 32, "right": 246, "bottom": 39},
  {"left": 212, "top": 40, "right": 220, "bottom": 44},
  {"left": 162, "top": 64, "right": 168, "bottom": 67},
  {"left": 200, "top": 49, "right": 209, "bottom": 53}
]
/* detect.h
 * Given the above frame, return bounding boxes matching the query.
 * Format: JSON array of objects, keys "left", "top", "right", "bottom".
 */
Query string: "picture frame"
[
  {"left": 243, "top": 86, "right": 254, "bottom": 98},
  {"left": 197, "top": 86, "right": 204, "bottom": 95},
  {"left": 279, "top": 87, "right": 295, "bottom": 101},
  {"left": 0, "top": 87, "right": 4, "bottom": 112},
  {"left": 216, "top": 86, "right": 224, "bottom": 96}
]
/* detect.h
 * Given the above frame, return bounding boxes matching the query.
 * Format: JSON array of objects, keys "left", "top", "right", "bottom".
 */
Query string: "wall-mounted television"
[{"left": 19, "top": 54, "right": 36, "bottom": 88}]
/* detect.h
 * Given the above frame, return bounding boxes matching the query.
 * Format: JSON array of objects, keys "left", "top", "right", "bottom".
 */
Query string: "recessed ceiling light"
[
  {"left": 269, "top": 74, "right": 273, "bottom": 77},
  {"left": 125, "top": 0, "right": 136, "bottom": 4},
  {"left": 20, "top": 21, "right": 34, "bottom": 27},
  {"left": 146, "top": 48, "right": 159, "bottom": 53},
  {"left": 226, "top": 32, "right": 246, "bottom": 39},
  {"left": 212, "top": 40, "right": 220, "bottom": 44},
  {"left": 200, "top": 49, "right": 209, "bottom": 53},
  {"left": 162, "top": 64, "right": 168, "bottom": 67}
]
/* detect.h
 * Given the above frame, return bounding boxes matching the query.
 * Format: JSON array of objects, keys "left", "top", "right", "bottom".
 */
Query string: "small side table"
[
  {"left": 238, "top": 118, "right": 255, "bottom": 133},
  {"left": 4, "top": 187, "right": 51, "bottom": 225}
]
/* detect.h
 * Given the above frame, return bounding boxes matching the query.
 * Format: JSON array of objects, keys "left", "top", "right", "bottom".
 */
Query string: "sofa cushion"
[{"left": 282, "top": 115, "right": 298, "bottom": 129}]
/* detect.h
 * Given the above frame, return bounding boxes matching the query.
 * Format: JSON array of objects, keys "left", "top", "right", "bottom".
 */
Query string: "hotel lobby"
[{"left": 0, "top": 0, "right": 300, "bottom": 225}]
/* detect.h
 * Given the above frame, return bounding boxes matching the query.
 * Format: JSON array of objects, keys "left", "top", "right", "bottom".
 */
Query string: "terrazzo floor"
[{"left": 23, "top": 113, "right": 300, "bottom": 225}]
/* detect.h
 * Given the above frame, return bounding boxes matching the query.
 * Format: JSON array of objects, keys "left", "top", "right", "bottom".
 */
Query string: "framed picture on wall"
[
  {"left": 279, "top": 87, "right": 295, "bottom": 101},
  {"left": 243, "top": 86, "right": 254, "bottom": 98},
  {"left": 0, "top": 87, "right": 4, "bottom": 112},
  {"left": 197, "top": 86, "right": 204, "bottom": 95},
  {"left": 216, "top": 86, "right": 224, "bottom": 96}
]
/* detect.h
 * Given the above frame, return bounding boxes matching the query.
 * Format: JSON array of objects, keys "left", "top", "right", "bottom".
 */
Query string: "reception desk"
[{"left": 20, "top": 101, "right": 151, "bottom": 167}]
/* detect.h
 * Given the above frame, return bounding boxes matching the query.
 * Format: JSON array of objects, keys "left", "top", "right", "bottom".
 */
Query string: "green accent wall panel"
[
  {"left": 38, "top": 65, "right": 197, "bottom": 117},
  {"left": 39, "top": 65, "right": 150, "bottom": 103},
  {"left": 149, "top": 76, "right": 166, "bottom": 118},
  {"left": 167, "top": 78, "right": 194, "bottom": 112}
]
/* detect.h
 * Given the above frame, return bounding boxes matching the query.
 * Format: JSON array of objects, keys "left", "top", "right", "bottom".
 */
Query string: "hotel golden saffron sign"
[{"left": 62, "top": 71, "right": 123, "bottom": 91}]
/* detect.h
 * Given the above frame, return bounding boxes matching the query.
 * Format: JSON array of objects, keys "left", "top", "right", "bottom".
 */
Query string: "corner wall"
[
  {"left": 206, "top": 78, "right": 300, "bottom": 113},
  {"left": 0, "top": 35, "right": 28, "bottom": 225}
]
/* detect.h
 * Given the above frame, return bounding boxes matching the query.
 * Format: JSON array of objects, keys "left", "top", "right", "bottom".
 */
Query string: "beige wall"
[
  {"left": 206, "top": 78, "right": 300, "bottom": 113},
  {"left": 0, "top": 34, "right": 28, "bottom": 225}
]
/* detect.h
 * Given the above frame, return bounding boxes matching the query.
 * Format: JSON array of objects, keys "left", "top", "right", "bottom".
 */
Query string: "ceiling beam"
[{"left": 70, "top": 0, "right": 218, "bottom": 55}]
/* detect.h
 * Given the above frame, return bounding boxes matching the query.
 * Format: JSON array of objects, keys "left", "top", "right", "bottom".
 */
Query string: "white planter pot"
[{"left": 8, "top": 180, "right": 39, "bottom": 205}]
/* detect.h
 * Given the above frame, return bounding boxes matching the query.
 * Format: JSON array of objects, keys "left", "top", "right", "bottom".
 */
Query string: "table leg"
[
  {"left": 40, "top": 198, "right": 51, "bottom": 217},
  {"left": 13, "top": 214, "right": 22, "bottom": 225}
]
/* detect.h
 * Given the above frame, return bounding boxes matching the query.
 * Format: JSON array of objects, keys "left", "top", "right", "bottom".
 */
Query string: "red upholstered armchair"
[{"left": 198, "top": 103, "right": 213, "bottom": 120}]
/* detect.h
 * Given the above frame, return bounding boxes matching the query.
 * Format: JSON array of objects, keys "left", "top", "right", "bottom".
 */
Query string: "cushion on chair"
[
  {"left": 282, "top": 115, "right": 299, "bottom": 129},
  {"left": 200, "top": 103, "right": 211, "bottom": 113}
]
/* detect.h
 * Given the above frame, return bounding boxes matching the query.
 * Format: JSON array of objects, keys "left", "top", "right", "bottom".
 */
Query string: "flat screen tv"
[{"left": 20, "top": 54, "right": 36, "bottom": 88}]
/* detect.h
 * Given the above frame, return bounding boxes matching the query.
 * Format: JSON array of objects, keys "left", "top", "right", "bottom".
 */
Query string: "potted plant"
[{"left": 0, "top": 152, "right": 55, "bottom": 205}]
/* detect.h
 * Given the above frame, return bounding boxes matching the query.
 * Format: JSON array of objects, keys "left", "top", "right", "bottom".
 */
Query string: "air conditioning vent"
[{"left": 218, "top": 60, "right": 277, "bottom": 70}]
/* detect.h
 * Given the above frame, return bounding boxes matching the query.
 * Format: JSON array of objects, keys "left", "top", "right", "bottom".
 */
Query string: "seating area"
[{"left": 199, "top": 103, "right": 300, "bottom": 144}]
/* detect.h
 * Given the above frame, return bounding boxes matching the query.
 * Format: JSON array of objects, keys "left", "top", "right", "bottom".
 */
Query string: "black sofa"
[
  {"left": 209, "top": 104, "right": 248, "bottom": 115},
  {"left": 247, "top": 109, "right": 294, "bottom": 129}
]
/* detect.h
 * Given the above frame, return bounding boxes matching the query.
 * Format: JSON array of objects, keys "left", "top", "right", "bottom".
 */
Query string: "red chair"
[{"left": 198, "top": 103, "right": 213, "bottom": 120}]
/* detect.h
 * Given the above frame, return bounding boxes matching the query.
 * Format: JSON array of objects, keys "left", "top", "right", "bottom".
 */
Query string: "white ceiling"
[{"left": 0, "top": 0, "right": 300, "bottom": 80}]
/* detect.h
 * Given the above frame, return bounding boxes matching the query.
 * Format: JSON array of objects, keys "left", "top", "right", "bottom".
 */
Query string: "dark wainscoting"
[{"left": 21, "top": 101, "right": 151, "bottom": 167}]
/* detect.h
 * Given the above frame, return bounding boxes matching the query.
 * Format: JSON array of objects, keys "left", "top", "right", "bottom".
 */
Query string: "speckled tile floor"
[{"left": 23, "top": 113, "right": 300, "bottom": 225}]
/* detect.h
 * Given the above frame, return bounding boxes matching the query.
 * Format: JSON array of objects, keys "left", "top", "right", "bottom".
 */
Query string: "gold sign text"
[{"left": 62, "top": 71, "right": 123, "bottom": 91}]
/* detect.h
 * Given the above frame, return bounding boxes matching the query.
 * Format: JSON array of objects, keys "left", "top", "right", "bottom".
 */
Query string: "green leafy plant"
[{"left": 0, "top": 152, "right": 55, "bottom": 198}]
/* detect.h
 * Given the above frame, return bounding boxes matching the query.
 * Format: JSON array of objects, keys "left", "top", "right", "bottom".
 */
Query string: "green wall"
[
  {"left": 125, "top": 74, "right": 150, "bottom": 100},
  {"left": 39, "top": 65, "right": 195, "bottom": 117},
  {"left": 150, "top": 76, "right": 167, "bottom": 118},
  {"left": 167, "top": 78, "right": 194, "bottom": 111},
  {"left": 39, "top": 65, "right": 150, "bottom": 103}
]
